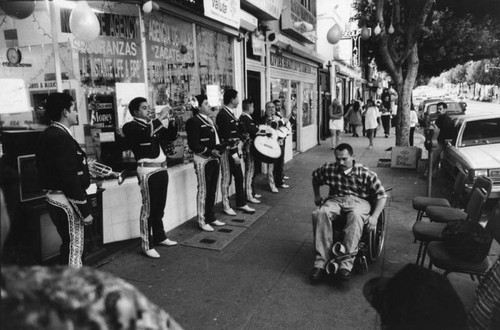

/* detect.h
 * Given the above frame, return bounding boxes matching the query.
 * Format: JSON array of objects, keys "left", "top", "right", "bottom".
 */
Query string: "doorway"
[{"left": 246, "top": 70, "right": 262, "bottom": 122}]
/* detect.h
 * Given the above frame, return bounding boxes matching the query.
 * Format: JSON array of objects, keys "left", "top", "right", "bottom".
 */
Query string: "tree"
[{"left": 352, "top": 0, "right": 500, "bottom": 146}]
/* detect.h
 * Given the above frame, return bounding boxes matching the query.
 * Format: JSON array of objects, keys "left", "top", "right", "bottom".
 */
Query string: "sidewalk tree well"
[{"left": 353, "top": 0, "right": 500, "bottom": 146}]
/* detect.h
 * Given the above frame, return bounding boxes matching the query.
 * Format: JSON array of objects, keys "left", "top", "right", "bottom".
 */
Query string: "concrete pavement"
[{"left": 97, "top": 130, "right": 472, "bottom": 330}]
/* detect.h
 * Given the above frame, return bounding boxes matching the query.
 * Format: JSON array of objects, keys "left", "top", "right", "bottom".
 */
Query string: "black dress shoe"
[
  {"left": 309, "top": 267, "right": 325, "bottom": 283},
  {"left": 337, "top": 268, "right": 351, "bottom": 281}
]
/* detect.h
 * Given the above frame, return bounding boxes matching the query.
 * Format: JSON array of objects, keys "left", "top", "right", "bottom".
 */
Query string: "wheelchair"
[{"left": 330, "top": 187, "right": 392, "bottom": 272}]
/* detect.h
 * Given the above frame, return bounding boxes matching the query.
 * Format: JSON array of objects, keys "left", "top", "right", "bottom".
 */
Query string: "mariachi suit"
[
  {"left": 238, "top": 112, "right": 259, "bottom": 200},
  {"left": 36, "top": 122, "right": 91, "bottom": 268},
  {"left": 122, "top": 117, "right": 178, "bottom": 253},
  {"left": 185, "top": 114, "right": 221, "bottom": 228},
  {"left": 215, "top": 106, "right": 246, "bottom": 209},
  {"left": 261, "top": 113, "right": 286, "bottom": 189}
]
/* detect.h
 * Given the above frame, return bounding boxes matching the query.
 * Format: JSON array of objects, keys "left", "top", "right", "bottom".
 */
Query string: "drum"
[{"left": 252, "top": 125, "right": 281, "bottom": 163}]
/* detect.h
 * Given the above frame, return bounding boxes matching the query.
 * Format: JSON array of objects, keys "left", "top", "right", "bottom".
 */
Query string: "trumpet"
[{"left": 88, "top": 159, "right": 126, "bottom": 185}]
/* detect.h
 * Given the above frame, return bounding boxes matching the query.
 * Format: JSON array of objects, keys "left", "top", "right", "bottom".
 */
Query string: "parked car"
[
  {"left": 418, "top": 99, "right": 466, "bottom": 127},
  {"left": 440, "top": 113, "right": 500, "bottom": 199}
]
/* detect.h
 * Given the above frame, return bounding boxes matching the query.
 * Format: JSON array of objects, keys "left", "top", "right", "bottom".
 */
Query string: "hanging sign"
[{"left": 203, "top": 0, "right": 240, "bottom": 29}]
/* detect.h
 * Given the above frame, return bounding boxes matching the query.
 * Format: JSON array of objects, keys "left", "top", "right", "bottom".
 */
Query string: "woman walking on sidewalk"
[
  {"left": 329, "top": 99, "right": 344, "bottom": 149},
  {"left": 344, "top": 101, "right": 362, "bottom": 137},
  {"left": 363, "top": 99, "right": 380, "bottom": 149}
]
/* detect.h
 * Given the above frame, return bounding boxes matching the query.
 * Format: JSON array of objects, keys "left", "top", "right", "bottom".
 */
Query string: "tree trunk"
[{"left": 395, "top": 44, "right": 420, "bottom": 146}]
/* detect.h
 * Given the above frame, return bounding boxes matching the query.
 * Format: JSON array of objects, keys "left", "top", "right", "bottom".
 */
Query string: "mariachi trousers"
[
  {"left": 193, "top": 155, "right": 220, "bottom": 227},
  {"left": 137, "top": 166, "right": 168, "bottom": 252},
  {"left": 220, "top": 149, "right": 246, "bottom": 210},
  {"left": 243, "top": 141, "right": 257, "bottom": 200},
  {"left": 46, "top": 192, "right": 85, "bottom": 268}
]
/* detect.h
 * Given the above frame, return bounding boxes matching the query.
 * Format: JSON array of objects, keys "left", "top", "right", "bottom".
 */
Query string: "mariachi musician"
[
  {"left": 238, "top": 99, "right": 262, "bottom": 204},
  {"left": 36, "top": 93, "right": 92, "bottom": 268},
  {"left": 261, "top": 101, "right": 290, "bottom": 193},
  {"left": 185, "top": 94, "right": 227, "bottom": 232},
  {"left": 122, "top": 97, "right": 178, "bottom": 259},
  {"left": 216, "top": 89, "right": 255, "bottom": 215}
]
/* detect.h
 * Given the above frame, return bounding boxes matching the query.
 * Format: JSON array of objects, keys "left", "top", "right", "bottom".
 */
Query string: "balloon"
[
  {"left": 0, "top": 0, "right": 35, "bottom": 19},
  {"left": 326, "top": 24, "right": 342, "bottom": 44},
  {"left": 374, "top": 23, "right": 381, "bottom": 35},
  {"left": 388, "top": 23, "right": 395, "bottom": 34},
  {"left": 360, "top": 26, "right": 371, "bottom": 40},
  {"left": 142, "top": 1, "right": 153, "bottom": 13},
  {"left": 180, "top": 45, "right": 187, "bottom": 54},
  {"left": 70, "top": 1, "right": 100, "bottom": 43}
]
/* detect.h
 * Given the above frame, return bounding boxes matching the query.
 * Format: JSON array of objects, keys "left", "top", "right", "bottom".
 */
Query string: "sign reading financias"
[{"left": 60, "top": 9, "right": 144, "bottom": 84}]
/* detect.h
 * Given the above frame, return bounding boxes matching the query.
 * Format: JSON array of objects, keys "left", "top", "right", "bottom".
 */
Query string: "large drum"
[{"left": 252, "top": 125, "right": 281, "bottom": 163}]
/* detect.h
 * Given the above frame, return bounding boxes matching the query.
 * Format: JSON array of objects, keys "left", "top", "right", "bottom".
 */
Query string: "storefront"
[
  {"left": 0, "top": 0, "right": 242, "bottom": 262},
  {"left": 269, "top": 49, "right": 319, "bottom": 153}
]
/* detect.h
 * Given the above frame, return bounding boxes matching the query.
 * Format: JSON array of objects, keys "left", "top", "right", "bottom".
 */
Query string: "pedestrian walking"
[
  {"left": 329, "top": 99, "right": 344, "bottom": 149},
  {"left": 363, "top": 99, "right": 380, "bottom": 149}
]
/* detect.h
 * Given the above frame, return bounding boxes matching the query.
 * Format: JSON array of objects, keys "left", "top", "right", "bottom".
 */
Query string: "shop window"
[
  {"left": 196, "top": 26, "right": 234, "bottom": 107},
  {"left": 303, "top": 83, "right": 317, "bottom": 127},
  {"left": 270, "top": 78, "right": 291, "bottom": 118}
]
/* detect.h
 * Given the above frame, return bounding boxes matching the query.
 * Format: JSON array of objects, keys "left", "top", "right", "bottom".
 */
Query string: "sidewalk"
[{"left": 96, "top": 131, "right": 464, "bottom": 330}]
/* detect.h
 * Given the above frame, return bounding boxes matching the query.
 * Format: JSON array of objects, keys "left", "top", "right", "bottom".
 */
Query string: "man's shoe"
[
  {"left": 283, "top": 175, "right": 290, "bottom": 180},
  {"left": 337, "top": 268, "right": 351, "bottom": 281},
  {"left": 211, "top": 220, "right": 226, "bottom": 227},
  {"left": 248, "top": 197, "right": 261, "bottom": 204},
  {"left": 224, "top": 208, "right": 237, "bottom": 216},
  {"left": 200, "top": 223, "right": 215, "bottom": 232},
  {"left": 158, "top": 238, "right": 178, "bottom": 246},
  {"left": 278, "top": 184, "right": 289, "bottom": 189},
  {"left": 253, "top": 194, "right": 262, "bottom": 199},
  {"left": 237, "top": 205, "right": 255, "bottom": 214},
  {"left": 143, "top": 249, "right": 160, "bottom": 259},
  {"left": 271, "top": 187, "right": 279, "bottom": 193},
  {"left": 309, "top": 267, "right": 325, "bottom": 283}
]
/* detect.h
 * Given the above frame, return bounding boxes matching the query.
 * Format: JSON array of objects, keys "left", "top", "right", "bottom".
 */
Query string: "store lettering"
[
  {"left": 147, "top": 19, "right": 192, "bottom": 45},
  {"left": 270, "top": 53, "right": 314, "bottom": 74},
  {"left": 81, "top": 56, "right": 142, "bottom": 80},
  {"left": 152, "top": 45, "right": 193, "bottom": 62},
  {"left": 94, "top": 113, "right": 113, "bottom": 123},
  {"left": 212, "top": 0, "right": 227, "bottom": 13},
  {"left": 71, "top": 39, "right": 137, "bottom": 57}
]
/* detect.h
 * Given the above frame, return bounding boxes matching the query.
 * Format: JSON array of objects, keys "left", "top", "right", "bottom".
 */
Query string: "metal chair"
[
  {"left": 425, "top": 176, "right": 492, "bottom": 224},
  {"left": 427, "top": 205, "right": 499, "bottom": 281},
  {"left": 411, "top": 170, "right": 467, "bottom": 225},
  {"left": 413, "top": 187, "right": 489, "bottom": 266}
]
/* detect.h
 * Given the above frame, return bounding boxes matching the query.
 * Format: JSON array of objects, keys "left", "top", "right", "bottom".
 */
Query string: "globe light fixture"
[
  {"left": 388, "top": 23, "right": 395, "bottom": 34},
  {"left": 327, "top": 23, "right": 342, "bottom": 44},
  {"left": 360, "top": 26, "right": 371, "bottom": 40}
]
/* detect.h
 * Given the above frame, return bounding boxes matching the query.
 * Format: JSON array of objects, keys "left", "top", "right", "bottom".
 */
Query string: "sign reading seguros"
[{"left": 203, "top": 0, "right": 240, "bottom": 29}]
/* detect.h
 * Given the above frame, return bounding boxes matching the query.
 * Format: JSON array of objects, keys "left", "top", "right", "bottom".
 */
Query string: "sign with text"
[
  {"left": 203, "top": 0, "right": 240, "bottom": 29},
  {"left": 60, "top": 9, "right": 144, "bottom": 85},
  {"left": 242, "top": 0, "right": 283, "bottom": 20},
  {"left": 270, "top": 53, "right": 316, "bottom": 75}
]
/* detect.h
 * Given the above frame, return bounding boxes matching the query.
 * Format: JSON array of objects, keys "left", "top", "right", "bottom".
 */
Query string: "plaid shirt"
[{"left": 312, "top": 161, "right": 387, "bottom": 201}]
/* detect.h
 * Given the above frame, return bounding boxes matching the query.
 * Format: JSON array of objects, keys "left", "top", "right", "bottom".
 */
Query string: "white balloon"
[
  {"left": 142, "top": 1, "right": 153, "bottom": 13},
  {"left": 70, "top": 1, "right": 100, "bottom": 43}
]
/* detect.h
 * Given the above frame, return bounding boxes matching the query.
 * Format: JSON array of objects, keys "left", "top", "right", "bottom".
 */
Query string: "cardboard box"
[{"left": 391, "top": 146, "right": 421, "bottom": 169}]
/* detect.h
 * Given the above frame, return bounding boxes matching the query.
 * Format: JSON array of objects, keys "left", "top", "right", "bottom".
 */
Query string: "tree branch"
[{"left": 399, "top": 0, "right": 434, "bottom": 64}]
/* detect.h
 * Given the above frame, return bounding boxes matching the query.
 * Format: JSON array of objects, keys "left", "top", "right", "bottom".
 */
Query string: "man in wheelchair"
[{"left": 310, "top": 143, "right": 387, "bottom": 283}]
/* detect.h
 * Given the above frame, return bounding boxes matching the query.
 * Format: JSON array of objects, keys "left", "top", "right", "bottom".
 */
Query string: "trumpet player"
[
  {"left": 36, "top": 93, "right": 93, "bottom": 268},
  {"left": 239, "top": 99, "right": 261, "bottom": 204},
  {"left": 185, "top": 94, "right": 226, "bottom": 232},
  {"left": 122, "top": 97, "right": 179, "bottom": 259},
  {"left": 216, "top": 89, "right": 255, "bottom": 215}
]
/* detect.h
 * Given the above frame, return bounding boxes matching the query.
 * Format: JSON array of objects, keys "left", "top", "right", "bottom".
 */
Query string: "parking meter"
[
  {"left": 424, "top": 128, "right": 434, "bottom": 152},
  {"left": 424, "top": 128, "right": 434, "bottom": 197}
]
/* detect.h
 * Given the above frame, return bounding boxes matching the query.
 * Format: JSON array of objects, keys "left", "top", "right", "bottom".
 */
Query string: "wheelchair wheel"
[{"left": 367, "top": 209, "right": 387, "bottom": 263}]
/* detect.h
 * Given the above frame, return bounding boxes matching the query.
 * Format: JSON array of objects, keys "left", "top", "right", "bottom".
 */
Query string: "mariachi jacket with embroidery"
[
  {"left": 36, "top": 123, "right": 91, "bottom": 218},
  {"left": 122, "top": 118, "right": 178, "bottom": 161},
  {"left": 185, "top": 114, "right": 219, "bottom": 158}
]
